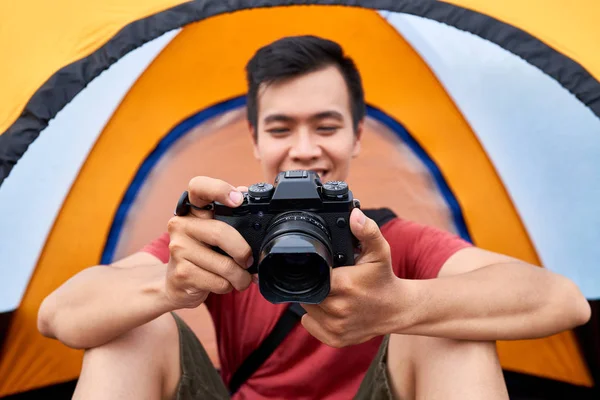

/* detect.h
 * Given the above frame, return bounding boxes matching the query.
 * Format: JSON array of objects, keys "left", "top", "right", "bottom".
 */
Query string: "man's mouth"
[{"left": 313, "top": 169, "right": 329, "bottom": 181}]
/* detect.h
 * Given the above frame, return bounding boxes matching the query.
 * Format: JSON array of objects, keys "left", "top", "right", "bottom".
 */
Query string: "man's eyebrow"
[
  {"left": 310, "top": 111, "right": 344, "bottom": 121},
  {"left": 263, "top": 111, "right": 344, "bottom": 124},
  {"left": 263, "top": 114, "right": 295, "bottom": 124}
]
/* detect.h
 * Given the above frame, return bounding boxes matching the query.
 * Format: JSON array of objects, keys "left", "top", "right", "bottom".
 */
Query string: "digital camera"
[{"left": 213, "top": 170, "right": 360, "bottom": 304}]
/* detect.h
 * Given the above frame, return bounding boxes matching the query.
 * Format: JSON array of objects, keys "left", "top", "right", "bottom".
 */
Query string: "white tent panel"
[
  {"left": 385, "top": 13, "right": 600, "bottom": 299},
  {"left": 0, "top": 30, "right": 180, "bottom": 313}
]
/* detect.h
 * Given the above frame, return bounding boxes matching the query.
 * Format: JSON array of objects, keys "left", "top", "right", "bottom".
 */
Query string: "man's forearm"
[
  {"left": 38, "top": 263, "right": 176, "bottom": 349},
  {"left": 397, "top": 263, "right": 591, "bottom": 341}
]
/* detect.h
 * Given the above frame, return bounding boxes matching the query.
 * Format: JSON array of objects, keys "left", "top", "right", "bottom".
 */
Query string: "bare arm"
[
  {"left": 38, "top": 177, "right": 254, "bottom": 350},
  {"left": 300, "top": 211, "right": 591, "bottom": 348},
  {"left": 398, "top": 247, "right": 591, "bottom": 340},
  {"left": 37, "top": 252, "right": 175, "bottom": 349}
]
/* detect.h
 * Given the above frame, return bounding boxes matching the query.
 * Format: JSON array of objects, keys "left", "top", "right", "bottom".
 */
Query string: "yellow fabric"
[
  {"left": 0, "top": 6, "right": 591, "bottom": 395},
  {"left": 0, "top": 0, "right": 189, "bottom": 134},
  {"left": 447, "top": 0, "right": 600, "bottom": 82},
  {"left": 1, "top": 0, "right": 599, "bottom": 137}
]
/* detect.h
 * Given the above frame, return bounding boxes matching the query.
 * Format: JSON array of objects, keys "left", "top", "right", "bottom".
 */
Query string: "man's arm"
[
  {"left": 38, "top": 177, "right": 254, "bottom": 350},
  {"left": 300, "top": 209, "right": 591, "bottom": 348},
  {"left": 398, "top": 247, "right": 591, "bottom": 341},
  {"left": 37, "top": 252, "right": 176, "bottom": 349}
]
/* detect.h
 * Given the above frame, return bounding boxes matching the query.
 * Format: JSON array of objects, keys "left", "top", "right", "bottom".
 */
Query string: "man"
[{"left": 37, "top": 36, "right": 591, "bottom": 400}]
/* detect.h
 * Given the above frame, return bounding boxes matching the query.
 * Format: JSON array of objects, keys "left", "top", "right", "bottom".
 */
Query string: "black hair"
[{"left": 245, "top": 35, "right": 365, "bottom": 134}]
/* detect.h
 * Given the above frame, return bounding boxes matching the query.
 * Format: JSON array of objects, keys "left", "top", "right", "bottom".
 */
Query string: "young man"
[{"left": 38, "top": 36, "right": 591, "bottom": 400}]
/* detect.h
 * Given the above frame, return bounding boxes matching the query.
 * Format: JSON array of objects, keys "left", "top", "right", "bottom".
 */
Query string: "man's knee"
[
  {"left": 387, "top": 335, "right": 506, "bottom": 400},
  {"left": 86, "top": 312, "right": 179, "bottom": 356},
  {"left": 78, "top": 313, "right": 182, "bottom": 400}
]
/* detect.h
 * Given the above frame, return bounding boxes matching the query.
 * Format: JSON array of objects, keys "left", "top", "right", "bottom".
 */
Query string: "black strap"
[
  {"left": 228, "top": 303, "right": 306, "bottom": 395},
  {"left": 363, "top": 208, "right": 397, "bottom": 227},
  {"left": 227, "top": 208, "right": 397, "bottom": 394}
]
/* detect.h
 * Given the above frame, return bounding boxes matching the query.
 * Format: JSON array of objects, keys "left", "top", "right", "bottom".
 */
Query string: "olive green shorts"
[{"left": 172, "top": 312, "right": 395, "bottom": 400}]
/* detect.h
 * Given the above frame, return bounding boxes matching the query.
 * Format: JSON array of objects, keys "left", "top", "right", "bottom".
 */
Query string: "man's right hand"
[{"left": 164, "top": 176, "right": 254, "bottom": 309}]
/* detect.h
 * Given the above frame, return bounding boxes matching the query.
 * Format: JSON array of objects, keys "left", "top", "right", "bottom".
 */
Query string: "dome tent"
[{"left": 0, "top": 0, "right": 599, "bottom": 398}]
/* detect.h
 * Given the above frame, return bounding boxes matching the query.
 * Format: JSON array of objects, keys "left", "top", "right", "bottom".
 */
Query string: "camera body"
[{"left": 213, "top": 170, "right": 360, "bottom": 304}]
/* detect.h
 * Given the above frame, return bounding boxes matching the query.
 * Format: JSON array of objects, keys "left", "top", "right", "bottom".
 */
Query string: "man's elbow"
[
  {"left": 562, "top": 279, "right": 591, "bottom": 328},
  {"left": 37, "top": 295, "right": 57, "bottom": 339}
]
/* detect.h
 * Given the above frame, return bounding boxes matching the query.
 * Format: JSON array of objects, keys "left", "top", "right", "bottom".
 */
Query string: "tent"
[{"left": 1, "top": 0, "right": 599, "bottom": 398}]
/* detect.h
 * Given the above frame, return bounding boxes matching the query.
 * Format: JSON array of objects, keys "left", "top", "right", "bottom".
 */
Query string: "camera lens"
[{"left": 258, "top": 212, "right": 333, "bottom": 303}]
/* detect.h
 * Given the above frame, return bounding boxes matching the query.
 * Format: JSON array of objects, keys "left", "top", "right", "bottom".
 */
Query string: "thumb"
[{"left": 350, "top": 208, "right": 390, "bottom": 264}]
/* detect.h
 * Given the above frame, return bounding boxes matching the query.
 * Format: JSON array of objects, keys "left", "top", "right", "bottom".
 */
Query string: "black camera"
[{"left": 213, "top": 170, "right": 360, "bottom": 304}]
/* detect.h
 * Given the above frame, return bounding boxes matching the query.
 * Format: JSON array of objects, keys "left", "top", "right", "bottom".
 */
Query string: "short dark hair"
[{"left": 245, "top": 35, "right": 366, "bottom": 134}]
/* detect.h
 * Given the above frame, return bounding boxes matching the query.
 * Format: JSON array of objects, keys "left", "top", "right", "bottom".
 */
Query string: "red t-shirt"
[{"left": 142, "top": 217, "right": 471, "bottom": 399}]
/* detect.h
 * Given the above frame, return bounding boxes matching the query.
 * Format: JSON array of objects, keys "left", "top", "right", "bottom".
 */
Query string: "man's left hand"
[{"left": 301, "top": 208, "right": 412, "bottom": 348}]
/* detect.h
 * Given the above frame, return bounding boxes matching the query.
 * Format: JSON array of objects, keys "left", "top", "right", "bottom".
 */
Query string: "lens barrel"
[{"left": 258, "top": 212, "right": 333, "bottom": 303}]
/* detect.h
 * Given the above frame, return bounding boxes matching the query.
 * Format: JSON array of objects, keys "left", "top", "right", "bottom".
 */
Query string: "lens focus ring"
[{"left": 267, "top": 212, "right": 331, "bottom": 240}]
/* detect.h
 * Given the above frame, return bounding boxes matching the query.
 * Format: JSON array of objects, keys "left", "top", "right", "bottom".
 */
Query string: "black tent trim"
[
  {"left": 1, "top": 372, "right": 596, "bottom": 399},
  {"left": 0, "top": 312, "right": 12, "bottom": 358},
  {"left": 1, "top": 0, "right": 599, "bottom": 185}
]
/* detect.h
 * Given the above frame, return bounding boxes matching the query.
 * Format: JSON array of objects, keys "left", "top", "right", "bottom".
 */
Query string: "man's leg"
[
  {"left": 73, "top": 312, "right": 228, "bottom": 400},
  {"left": 386, "top": 334, "right": 508, "bottom": 400}
]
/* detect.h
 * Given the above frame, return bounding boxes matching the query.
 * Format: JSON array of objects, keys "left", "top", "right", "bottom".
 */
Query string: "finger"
[
  {"left": 328, "top": 266, "right": 353, "bottom": 297},
  {"left": 300, "top": 314, "right": 342, "bottom": 347},
  {"left": 316, "top": 294, "right": 350, "bottom": 319},
  {"left": 171, "top": 235, "right": 252, "bottom": 292},
  {"left": 349, "top": 208, "right": 390, "bottom": 264},
  {"left": 301, "top": 313, "right": 335, "bottom": 346},
  {"left": 187, "top": 245, "right": 252, "bottom": 292},
  {"left": 236, "top": 186, "right": 249, "bottom": 192},
  {"left": 183, "top": 218, "right": 253, "bottom": 269},
  {"left": 170, "top": 259, "right": 234, "bottom": 295},
  {"left": 188, "top": 176, "right": 244, "bottom": 210},
  {"left": 300, "top": 303, "right": 329, "bottom": 320}
]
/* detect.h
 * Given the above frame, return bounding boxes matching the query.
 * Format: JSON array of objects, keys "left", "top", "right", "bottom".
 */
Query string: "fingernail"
[
  {"left": 229, "top": 190, "right": 243, "bottom": 205},
  {"left": 357, "top": 208, "right": 366, "bottom": 226},
  {"left": 246, "top": 256, "right": 254, "bottom": 269},
  {"left": 252, "top": 275, "right": 259, "bottom": 284}
]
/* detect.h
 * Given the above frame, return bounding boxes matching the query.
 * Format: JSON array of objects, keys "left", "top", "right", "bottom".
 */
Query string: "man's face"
[{"left": 250, "top": 65, "right": 362, "bottom": 185}]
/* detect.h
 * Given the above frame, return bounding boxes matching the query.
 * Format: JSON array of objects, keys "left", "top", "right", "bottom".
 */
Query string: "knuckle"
[
  {"left": 332, "top": 320, "right": 346, "bottom": 336},
  {"left": 366, "top": 224, "right": 381, "bottom": 241},
  {"left": 167, "top": 217, "right": 184, "bottom": 234},
  {"left": 336, "top": 274, "right": 353, "bottom": 294},
  {"left": 328, "top": 336, "right": 344, "bottom": 348},
  {"left": 325, "top": 319, "right": 344, "bottom": 336},
  {"left": 171, "top": 263, "right": 192, "bottom": 283},
  {"left": 218, "top": 257, "right": 237, "bottom": 278},
  {"left": 332, "top": 301, "right": 350, "bottom": 318},
  {"left": 213, "top": 278, "right": 233, "bottom": 294},
  {"left": 188, "top": 176, "right": 205, "bottom": 192},
  {"left": 168, "top": 237, "right": 185, "bottom": 256}
]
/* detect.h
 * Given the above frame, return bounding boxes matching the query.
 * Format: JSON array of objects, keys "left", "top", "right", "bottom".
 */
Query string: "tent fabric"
[
  {"left": 1, "top": 0, "right": 599, "bottom": 397},
  {"left": 1, "top": 0, "right": 600, "bottom": 183}
]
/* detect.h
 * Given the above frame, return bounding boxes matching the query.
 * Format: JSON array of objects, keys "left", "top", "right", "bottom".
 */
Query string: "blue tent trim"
[{"left": 101, "top": 96, "right": 472, "bottom": 265}]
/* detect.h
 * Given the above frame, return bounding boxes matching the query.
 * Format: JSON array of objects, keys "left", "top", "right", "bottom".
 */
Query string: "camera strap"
[
  {"left": 227, "top": 208, "right": 397, "bottom": 395},
  {"left": 228, "top": 303, "right": 306, "bottom": 395}
]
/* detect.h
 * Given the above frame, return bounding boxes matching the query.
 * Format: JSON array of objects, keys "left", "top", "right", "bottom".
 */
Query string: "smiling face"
[{"left": 250, "top": 65, "right": 363, "bottom": 184}]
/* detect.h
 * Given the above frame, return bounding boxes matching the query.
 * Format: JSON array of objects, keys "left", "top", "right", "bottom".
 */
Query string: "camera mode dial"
[
  {"left": 322, "top": 181, "right": 349, "bottom": 199},
  {"left": 248, "top": 182, "right": 275, "bottom": 200}
]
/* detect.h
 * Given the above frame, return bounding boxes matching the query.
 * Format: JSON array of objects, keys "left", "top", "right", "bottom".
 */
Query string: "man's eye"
[
  {"left": 266, "top": 128, "right": 290, "bottom": 134},
  {"left": 317, "top": 126, "right": 339, "bottom": 133}
]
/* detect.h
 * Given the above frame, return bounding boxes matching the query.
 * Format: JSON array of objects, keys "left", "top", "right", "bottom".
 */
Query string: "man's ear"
[
  {"left": 248, "top": 121, "right": 261, "bottom": 160},
  {"left": 352, "top": 119, "right": 364, "bottom": 158}
]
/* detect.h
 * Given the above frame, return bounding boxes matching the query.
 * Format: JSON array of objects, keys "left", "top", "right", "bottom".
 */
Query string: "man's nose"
[{"left": 289, "top": 131, "right": 322, "bottom": 161}]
